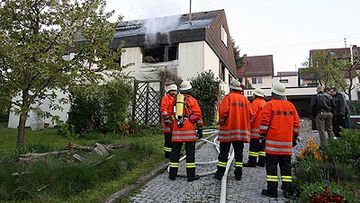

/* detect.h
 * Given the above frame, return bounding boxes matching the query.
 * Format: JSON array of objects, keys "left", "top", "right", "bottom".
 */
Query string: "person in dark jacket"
[
  {"left": 330, "top": 87, "right": 349, "bottom": 137},
  {"left": 310, "top": 86, "right": 335, "bottom": 147}
]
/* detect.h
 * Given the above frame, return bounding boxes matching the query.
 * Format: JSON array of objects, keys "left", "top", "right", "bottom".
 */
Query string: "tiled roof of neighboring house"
[
  {"left": 237, "top": 55, "right": 274, "bottom": 77},
  {"left": 276, "top": 71, "right": 298, "bottom": 76}
]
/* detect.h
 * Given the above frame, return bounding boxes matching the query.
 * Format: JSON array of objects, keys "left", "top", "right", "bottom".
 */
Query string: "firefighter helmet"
[
  {"left": 166, "top": 84, "right": 178, "bottom": 92},
  {"left": 271, "top": 82, "right": 286, "bottom": 96},
  {"left": 229, "top": 80, "right": 243, "bottom": 91},
  {"left": 179, "top": 81, "right": 192, "bottom": 93},
  {"left": 253, "top": 88, "right": 265, "bottom": 97}
]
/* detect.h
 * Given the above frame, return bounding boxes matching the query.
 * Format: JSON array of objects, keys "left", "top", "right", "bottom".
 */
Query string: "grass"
[{"left": 0, "top": 128, "right": 164, "bottom": 202}]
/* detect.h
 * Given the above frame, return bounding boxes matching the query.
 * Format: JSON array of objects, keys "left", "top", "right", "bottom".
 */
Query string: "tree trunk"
[
  {"left": 17, "top": 89, "right": 29, "bottom": 148},
  {"left": 17, "top": 112, "right": 27, "bottom": 148}
]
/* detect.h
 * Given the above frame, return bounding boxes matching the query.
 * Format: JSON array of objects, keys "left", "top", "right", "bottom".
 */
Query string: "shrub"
[
  {"left": 299, "top": 183, "right": 354, "bottom": 203},
  {"left": 66, "top": 77, "right": 133, "bottom": 136},
  {"left": 191, "top": 71, "right": 220, "bottom": 126},
  {"left": 322, "top": 129, "right": 360, "bottom": 175}
]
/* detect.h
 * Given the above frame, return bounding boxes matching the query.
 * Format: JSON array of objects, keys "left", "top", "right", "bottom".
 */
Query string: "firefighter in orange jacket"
[
  {"left": 244, "top": 88, "right": 267, "bottom": 167},
  {"left": 259, "top": 82, "right": 300, "bottom": 198},
  {"left": 160, "top": 84, "right": 177, "bottom": 158},
  {"left": 215, "top": 80, "right": 254, "bottom": 181},
  {"left": 168, "top": 81, "right": 203, "bottom": 182}
]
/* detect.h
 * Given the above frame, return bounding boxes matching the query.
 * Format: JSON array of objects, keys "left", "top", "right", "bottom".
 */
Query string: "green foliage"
[
  {"left": 299, "top": 183, "right": 354, "bottom": 203},
  {"left": 191, "top": 71, "right": 220, "bottom": 126},
  {"left": 322, "top": 129, "right": 360, "bottom": 174},
  {"left": 347, "top": 100, "right": 360, "bottom": 115},
  {"left": 231, "top": 38, "right": 244, "bottom": 68},
  {"left": 0, "top": 0, "right": 125, "bottom": 146},
  {"left": 66, "top": 77, "right": 133, "bottom": 136}
]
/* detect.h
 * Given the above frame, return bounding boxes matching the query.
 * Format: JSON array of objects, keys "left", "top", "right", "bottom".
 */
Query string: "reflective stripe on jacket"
[
  {"left": 172, "top": 94, "right": 202, "bottom": 142},
  {"left": 259, "top": 98, "right": 300, "bottom": 155},
  {"left": 160, "top": 94, "right": 175, "bottom": 133},
  {"left": 218, "top": 92, "right": 253, "bottom": 142},
  {"left": 250, "top": 97, "right": 266, "bottom": 139}
]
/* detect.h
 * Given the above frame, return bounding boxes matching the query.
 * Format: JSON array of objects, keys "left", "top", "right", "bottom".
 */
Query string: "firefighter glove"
[
  {"left": 197, "top": 127, "right": 203, "bottom": 139},
  {"left": 292, "top": 134, "right": 298, "bottom": 147},
  {"left": 164, "top": 117, "right": 172, "bottom": 126}
]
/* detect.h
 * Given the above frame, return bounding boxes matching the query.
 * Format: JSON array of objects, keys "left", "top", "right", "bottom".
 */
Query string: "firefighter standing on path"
[
  {"left": 215, "top": 80, "right": 254, "bottom": 181},
  {"left": 168, "top": 81, "right": 203, "bottom": 182},
  {"left": 244, "top": 88, "right": 267, "bottom": 167},
  {"left": 160, "top": 84, "right": 178, "bottom": 158},
  {"left": 259, "top": 82, "right": 300, "bottom": 198}
]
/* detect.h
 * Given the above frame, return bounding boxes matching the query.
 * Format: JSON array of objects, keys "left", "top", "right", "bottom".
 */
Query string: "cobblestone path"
[{"left": 131, "top": 119, "right": 317, "bottom": 202}]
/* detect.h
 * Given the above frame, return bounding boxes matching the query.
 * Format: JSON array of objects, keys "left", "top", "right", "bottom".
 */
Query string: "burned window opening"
[{"left": 143, "top": 44, "right": 178, "bottom": 63}]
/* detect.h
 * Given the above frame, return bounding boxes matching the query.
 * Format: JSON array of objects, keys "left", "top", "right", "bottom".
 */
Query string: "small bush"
[
  {"left": 191, "top": 71, "right": 220, "bottom": 126},
  {"left": 322, "top": 129, "right": 360, "bottom": 175},
  {"left": 67, "top": 77, "right": 133, "bottom": 136},
  {"left": 299, "top": 183, "right": 354, "bottom": 203}
]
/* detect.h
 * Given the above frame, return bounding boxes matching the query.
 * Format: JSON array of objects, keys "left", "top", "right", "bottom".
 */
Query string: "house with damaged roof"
[{"left": 112, "top": 9, "right": 237, "bottom": 88}]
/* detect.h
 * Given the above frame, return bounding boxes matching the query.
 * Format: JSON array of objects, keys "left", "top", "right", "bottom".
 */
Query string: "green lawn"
[{"left": 0, "top": 128, "right": 165, "bottom": 202}]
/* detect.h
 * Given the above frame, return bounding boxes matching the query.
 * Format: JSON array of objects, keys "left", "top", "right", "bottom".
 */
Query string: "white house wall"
[
  {"left": 273, "top": 75, "right": 298, "bottom": 87},
  {"left": 8, "top": 89, "right": 70, "bottom": 129},
  {"left": 246, "top": 75, "right": 273, "bottom": 89},
  {"left": 204, "top": 42, "right": 220, "bottom": 79},
  {"left": 178, "top": 41, "right": 205, "bottom": 80}
]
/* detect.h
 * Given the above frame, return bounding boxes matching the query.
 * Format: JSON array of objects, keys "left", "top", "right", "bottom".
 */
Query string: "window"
[
  {"left": 252, "top": 77, "right": 257, "bottom": 84},
  {"left": 251, "top": 77, "right": 262, "bottom": 84},
  {"left": 143, "top": 44, "right": 178, "bottom": 63},
  {"left": 279, "top": 79, "right": 289, "bottom": 84},
  {"left": 221, "top": 25, "right": 228, "bottom": 47},
  {"left": 219, "top": 63, "right": 225, "bottom": 81},
  {"left": 228, "top": 74, "right": 233, "bottom": 84}
]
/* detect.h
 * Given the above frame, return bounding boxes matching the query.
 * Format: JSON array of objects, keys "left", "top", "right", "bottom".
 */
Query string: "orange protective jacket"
[
  {"left": 250, "top": 97, "right": 266, "bottom": 139},
  {"left": 218, "top": 92, "right": 253, "bottom": 142},
  {"left": 259, "top": 98, "right": 300, "bottom": 155},
  {"left": 160, "top": 94, "right": 175, "bottom": 133},
  {"left": 172, "top": 94, "right": 203, "bottom": 142}
]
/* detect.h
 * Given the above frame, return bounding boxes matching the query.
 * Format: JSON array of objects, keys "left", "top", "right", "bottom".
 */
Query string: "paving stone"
[{"left": 130, "top": 119, "right": 313, "bottom": 202}]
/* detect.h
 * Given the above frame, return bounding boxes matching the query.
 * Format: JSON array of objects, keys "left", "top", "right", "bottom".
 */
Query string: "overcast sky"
[{"left": 106, "top": 0, "right": 360, "bottom": 73}]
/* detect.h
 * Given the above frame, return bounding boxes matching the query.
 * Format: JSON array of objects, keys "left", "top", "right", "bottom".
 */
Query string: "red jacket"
[
  {"left": 250, "top": 97, "right": 266, "bottom": 139},
  {"left": 259, "top": 98, "right": 300, "bottom": 155},
  {"left": 160, "top": 94, "right": 175, "bottom": 133},
  {"left": 172, "top": 94, "right": 203, "bottom": 142},
  {"left": 218, "top": 92, "right": 253, "bottom": 142}
]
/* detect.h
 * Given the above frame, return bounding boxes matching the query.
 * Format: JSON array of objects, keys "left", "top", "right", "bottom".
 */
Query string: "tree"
[
  {"left": 231, "top": 37, "right": 244, "bottom": 68},
  {"left": 302, "top": 51, "right": 359, "bottom": 99},
  {"left": 0, "top": 0, "right": 124, "bottom": 147}
]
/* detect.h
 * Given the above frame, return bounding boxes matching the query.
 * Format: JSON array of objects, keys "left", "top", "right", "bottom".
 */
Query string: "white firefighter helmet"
[
  {"left": 253, "top": 87, "right": 265, "bottom": 97},
  {"left": 271, "top": 82, "right": 286, "bottom": 96},
  {"left": 229, "top": 80, "right": 243, "bottom": 91},
  {"left": 179, "top": 81, "right": 192, "bottom": 93},
  {"left": 166, "top": 84, "right": 178, "bottom": 92}
]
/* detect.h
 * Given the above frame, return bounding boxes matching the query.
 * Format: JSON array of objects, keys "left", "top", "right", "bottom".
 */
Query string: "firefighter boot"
[
  {"left": 282, "top": 185, "right": 295, "bottom": 198},
  {"left": 214, "top": 166, "right": 225, "bottom": 180},
  {"left": 257, "top": 155, "right": 265, "bottom": 167},
  {"left": 186, "top": 168, "right": 200, "bottom": 182},
  {"left": 168, "top": 167, "right": 178, "bottom": 181},
  {"left": 234, "top": 168, "right": 242, "bottom": 180},
  {"left": 243, "top": 156, "right": 257, "bottom": 167},
  {"left": 261, "top": 189, "right": 278, "bottom": 198}
]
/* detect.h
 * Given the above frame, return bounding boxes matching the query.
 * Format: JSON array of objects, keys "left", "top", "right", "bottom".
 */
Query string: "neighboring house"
[
  {"left": 299, "top": 45, "right": 360, "bottom": 100},
  {"left": 113, "top": 9, "right": 237, "bottom": 89},
  {"left": 273, "top": 71, "right": 298, "bottom": 87},
  {"left": 237, "top": 55, "right": 274, "bottom": 88}
]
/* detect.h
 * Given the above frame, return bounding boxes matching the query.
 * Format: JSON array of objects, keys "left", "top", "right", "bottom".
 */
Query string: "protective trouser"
[
  {"left": 163, "top": 132, "right": 172, "bottom": 158},
  {"left": 258, "top": 139, "right": 266, "bottom": 166},
  {"left": 215, "top": 141, "right": 244, "bottom": 180},
  {"left": 169, "top": 142, "right": 196, "bottom": 180},
  {"left": 265, "top": 154, "right": 293, "bottom": 194},
  {"left": 247, "top": 138, "right": 260, "bottom": 165}
]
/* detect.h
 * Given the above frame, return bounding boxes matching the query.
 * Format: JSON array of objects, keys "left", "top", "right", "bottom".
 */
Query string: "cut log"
[
  {"left": 93, "top": 143, "right": 109, "bottom": 156},
  {"left": 73, "top": 153, "right": 87, "bottom": 162},
  {"left": 67, "top": 143, "right": 94, "bottom": 151}
]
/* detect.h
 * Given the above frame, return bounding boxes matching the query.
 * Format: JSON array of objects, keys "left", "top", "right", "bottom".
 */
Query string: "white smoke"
[{"left": 144, "top": 15, "right": 181, "bottom": 47}]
